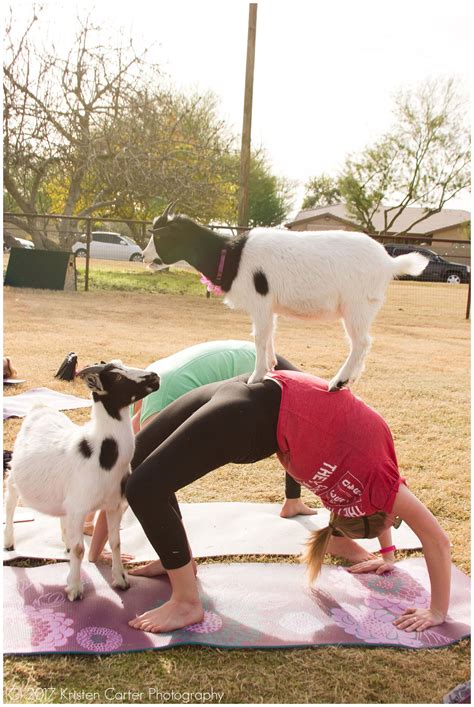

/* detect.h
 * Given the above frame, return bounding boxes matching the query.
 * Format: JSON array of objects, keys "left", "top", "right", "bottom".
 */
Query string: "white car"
[
  {"left": 72, "top": 232, "right": 143, "bottom": 261},
  {"left": 3, "top": 234, "right": 35, "bottom": 252}
]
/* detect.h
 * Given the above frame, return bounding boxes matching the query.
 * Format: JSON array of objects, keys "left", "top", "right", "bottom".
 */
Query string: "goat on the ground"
[
  {"left": 4, "top": 361, "right": 160, "bottom": 601},
  {"left": 142, "top": 203, "right": 429, "bottom": 388}
]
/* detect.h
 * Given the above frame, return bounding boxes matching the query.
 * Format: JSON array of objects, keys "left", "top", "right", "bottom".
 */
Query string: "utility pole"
[{"left": 238, "top": 3, "right": 258, "bottom": 228}]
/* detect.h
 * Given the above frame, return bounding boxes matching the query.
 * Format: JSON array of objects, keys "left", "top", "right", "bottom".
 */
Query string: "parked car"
[
  {"left": 3, "top": 233, "right": 35, "bottom": 252},
  {"left": 384, "top": 243, "right": 470, "bottom": 284},
  {"left": 72, "top": 232, "right": 143, "bottom": 261}
]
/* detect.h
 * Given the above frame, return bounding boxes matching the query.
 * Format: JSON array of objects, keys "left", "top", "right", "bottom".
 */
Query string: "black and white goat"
[
  {"left": 142, "top": 203, "right": 429, "bottom": 389},
  {"left": 3, "top": 361, "right": 160, "bottom": 601}
]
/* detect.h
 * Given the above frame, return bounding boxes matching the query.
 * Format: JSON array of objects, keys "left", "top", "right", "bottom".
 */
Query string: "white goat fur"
[
  {"left": 144, "top": 228, "right": 428, "bottom": 390},
  {"left": 216, "top": 229, "right": 426, "bottom": 386},
  {"left": 4, "top": 361, "right": 159, "bottom": 601}
]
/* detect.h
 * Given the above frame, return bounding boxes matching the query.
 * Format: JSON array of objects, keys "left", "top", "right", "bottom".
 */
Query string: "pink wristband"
[{"left": 379, "top": 545, "right": 396, "bottom": 554}]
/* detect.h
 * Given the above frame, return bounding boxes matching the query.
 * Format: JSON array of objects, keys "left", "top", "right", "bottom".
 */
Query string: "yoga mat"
[
  {"left": 3, "top": 503, "right": 422, "bottom": 562},
  {"left": 3, "top": 559, "right": 470, "bottom": 654},
  {"left": 3, "top": 387, "right": 93, "bottom": 420}
]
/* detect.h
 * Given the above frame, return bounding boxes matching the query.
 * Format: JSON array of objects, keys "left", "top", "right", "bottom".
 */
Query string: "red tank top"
[{"left": 269, "top": 371, "right": 404, "bottom": 518}]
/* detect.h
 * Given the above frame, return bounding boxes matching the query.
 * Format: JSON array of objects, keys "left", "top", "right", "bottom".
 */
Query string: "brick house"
[
  {"left": 286, "top": 203, "right": 470, "bottom": 240},
  {"left": 285, "top": 203, "right": 471, "bottom": 265}
]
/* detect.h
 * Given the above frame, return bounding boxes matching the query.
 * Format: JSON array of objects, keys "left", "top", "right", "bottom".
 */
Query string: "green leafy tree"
[
  {"left": 302, "top": 175, "right": 341, "bottom": 209},
  {"left": 303, "top": 77, "right": 470, "bottom": 236},
  {"left": 247, "top": 156, "right": 294, "bottom": 227},
  {"left": 224, "top": 152, "right": 294, "bottom": 227}
]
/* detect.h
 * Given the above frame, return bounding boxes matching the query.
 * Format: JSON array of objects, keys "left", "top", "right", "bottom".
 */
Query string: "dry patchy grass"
[{"left": 3, "top": 279, "right": 470, "bottom": 704}]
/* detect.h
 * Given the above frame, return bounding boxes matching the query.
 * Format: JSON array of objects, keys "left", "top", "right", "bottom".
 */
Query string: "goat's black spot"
[
  {"left": 120, "top": 473, "right": 130, "bottom": 497},
  {"left": 99, "top": 437, "right": 119, "bottom": 471},
  {"left": 253, "top": 269, "right": 269, "bottom": 295},
  {"left": 78, "top": 439, "right": 92, "bottom": 458}
]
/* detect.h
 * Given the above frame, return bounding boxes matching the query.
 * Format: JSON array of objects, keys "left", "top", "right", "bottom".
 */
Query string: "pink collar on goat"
[{"left": 200, "top": 247, "right": 227, "bottom": 296}]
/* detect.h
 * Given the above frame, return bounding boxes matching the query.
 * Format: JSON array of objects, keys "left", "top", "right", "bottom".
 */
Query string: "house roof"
[{"left": 286, "top": 203, "right": 471, "bottom": 235}]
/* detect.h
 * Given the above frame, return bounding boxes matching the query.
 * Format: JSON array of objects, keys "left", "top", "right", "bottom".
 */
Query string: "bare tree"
[
  {"left": 3, "top": 7, "right": 237, "bottom": 248},
  {"left": 4, "top": 9, "right": 149, "bottom": 246}
]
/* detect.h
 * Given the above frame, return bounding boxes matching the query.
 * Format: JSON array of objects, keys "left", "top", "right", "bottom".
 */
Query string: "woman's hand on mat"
[
  {"left": 347, "top": 558, "right": 395, "bottom": 575},
  {"left": 393, "top": 607, "right": 445, "bottom": 632},
  {"left": 280, "top": 498, "right": 317, "bottom": 518}
]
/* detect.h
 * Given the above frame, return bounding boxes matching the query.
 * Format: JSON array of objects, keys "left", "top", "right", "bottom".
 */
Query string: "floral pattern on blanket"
[
  {"left": 327, "top": 566, "right": 432, "bottom": 647},
  {"left": 330, "top": 604, "right": 424, "bottom": 648},
  {"left": 76, "top": 626, "right": 123, "bottom": 652},
  {"left": 25, "top": 606, "right": 74, "bottom": 651},
  {"left": 3, "top": 560, "right": 469, "bottom": 654}
]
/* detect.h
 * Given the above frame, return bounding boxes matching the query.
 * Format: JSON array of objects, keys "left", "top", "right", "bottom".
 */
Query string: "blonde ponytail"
[
  {"left": 302, "top": 525, "right": 333, "bottom": 584},
  {"left": 302, "top": 510, "right": 391, "bottom": 584}
]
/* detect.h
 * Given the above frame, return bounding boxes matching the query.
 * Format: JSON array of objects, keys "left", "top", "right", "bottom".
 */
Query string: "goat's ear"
[
  {"left": 80, "top": 372, "right": 105, "bottom": 393},
  {"left": 77, "top": 365, "right": 106, "bottom": 393}
]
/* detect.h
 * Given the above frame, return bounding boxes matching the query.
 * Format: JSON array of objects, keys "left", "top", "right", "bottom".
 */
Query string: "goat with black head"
[
  {"left": 142, "top": 200, "right": 246, "bottom": 293},
  {"left": 4, "top": 360, "right": 160, "bottom": 601},
  {"left": 143, "top": 202, "right": 428, "bottom": 388}
]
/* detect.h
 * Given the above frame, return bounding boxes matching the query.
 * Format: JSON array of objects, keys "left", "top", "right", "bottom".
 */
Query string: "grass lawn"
[
  {"left": 76, "top": 262, "right": 205, "bottom": 296},
  {"left": 3, "top": 272, "right": 470, "bottom": 704}
]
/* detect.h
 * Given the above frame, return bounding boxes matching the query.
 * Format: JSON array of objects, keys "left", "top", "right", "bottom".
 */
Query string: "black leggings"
[{"left": 126, "top": 375, "right": 283, "bottom": 569}]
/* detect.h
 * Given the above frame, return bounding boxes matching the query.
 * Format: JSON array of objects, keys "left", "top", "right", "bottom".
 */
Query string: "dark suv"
[{"left": 384, "top": 244, "right": 470, "bottom": 284}]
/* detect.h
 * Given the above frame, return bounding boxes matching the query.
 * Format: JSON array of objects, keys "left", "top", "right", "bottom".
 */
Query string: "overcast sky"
[{"left": 9, "top": 0, "right": 473, "bottom": 214}]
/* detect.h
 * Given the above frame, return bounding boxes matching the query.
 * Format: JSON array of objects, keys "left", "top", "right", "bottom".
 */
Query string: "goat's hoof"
[
  {"left": 328, "top": 378, "right": 348, "bottom": 392},
  {"left": 113, "top": 574, "right": 130, "bottom": 591},
  {"left": 4, "top": 544, "right": 15, "bottom": 552},
  {"left": 66, "top": 584, "right": 84, "bottom": 601}
]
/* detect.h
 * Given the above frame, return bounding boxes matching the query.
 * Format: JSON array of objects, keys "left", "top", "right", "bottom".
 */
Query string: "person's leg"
[
  {"left": 126, "top": 378, "right": 281, "bottom": 632},
  {"left": 273, "top": 355, "right": 319, "bottom": 517},
  {"left": 130, "top": 378, "right": 234, "bottom": 470},
  {"left": 128, "top": 561, "right": 202, "bottom": 633},
  {"left": 128, "top": 379, "right": 236, "bottom": 578},
  {"left": 128, "top": 378, "right": 280, "bottom": 569},
  {"left": 83, "top": 511, "right": 96, "bottom": 535},
  {"left": 280, "top": 474, "right": 318, "bottom": 517}
]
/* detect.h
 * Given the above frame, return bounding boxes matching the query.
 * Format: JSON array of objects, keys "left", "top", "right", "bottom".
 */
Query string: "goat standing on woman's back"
[
  {"left": 143, "top": 203, "right": 429, "bottom": 388},
  {"left": 4, "top": 361, "right": 160, "bottom": 601}
]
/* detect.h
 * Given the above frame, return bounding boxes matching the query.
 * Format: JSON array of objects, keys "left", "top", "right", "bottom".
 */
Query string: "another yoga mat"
[
  {"left": 3, "top": 559, "right": 470, "bottom": 654},
  {"left": 3, "top": 503, "right": 422, "bottom": 562},
  {"left": 3, "top": 387, "right": 92, "bottom": 420}
]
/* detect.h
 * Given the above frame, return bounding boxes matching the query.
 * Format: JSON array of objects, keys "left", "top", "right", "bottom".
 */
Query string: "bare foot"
[
  {"left": 327, "top": 535, "right": 375, "bottom": 563},
  {"left": 345, "top": 547, "right": 375, "bottom": 564},
  {"left": 280, "top": 498, "right": 318, "bottom": 518},
  {"left": 128, "top": 599, "right": 204, "bottom": 633},
  {"left": 99, "top": 551, "right": 135, "bottom": 564},
  {"left": 128, "top": 558, "right": 198, "bottom": 577},
  {"left": 128, "top": 559, "right": 167, "bottom": 577}
]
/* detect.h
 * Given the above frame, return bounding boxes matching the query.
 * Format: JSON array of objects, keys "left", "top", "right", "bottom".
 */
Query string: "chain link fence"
[{"left": 3, "top": 212, "right": 471, "bottom": 318}]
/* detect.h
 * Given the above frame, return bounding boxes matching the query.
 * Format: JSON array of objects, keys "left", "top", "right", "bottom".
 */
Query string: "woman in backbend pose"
[
  {"left": 88, "top": 341, "right": 325, "bottom": 563},
  {"left": 124, "top": 369, "right": 451, "bottom": 635}
]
